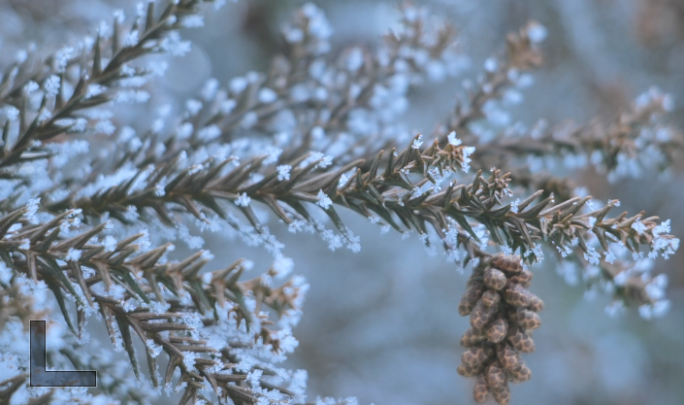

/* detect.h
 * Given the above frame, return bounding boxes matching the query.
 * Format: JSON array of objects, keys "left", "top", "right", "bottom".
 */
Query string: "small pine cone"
[
  {"left": 509, "top": 308, "right": 542, "bottom": 330},
  {"left": 470, "top": 299, "right": 498, "bottom": 329},
  {"left": 461, "top": 345, "right": 494, "bottom": 368},
  {"left": 459, "top": 281, "right": 485, "bottom": 316},
  {"left": 481, "top": 289, "right": 500, "bottom": 307},
  {"left": 507, "top": 327, "right": 536, "bottom": 353},
  {"left": 496, "top": 343, "right": 521, "bottom": 371},
  {"left": 457, "top": 362, "right": 485, "bottom": 377},
  {"left": 502, "top": 284, "right": 531, "bottom": 308},
  {"left": 509, "top": 269, "right": 533, "bottom": 288},
  {"left": 486, "top": 318, "right": 509, "bottom": 343},
  {"left": 508, "top": 362, "right": 532, "bottom": 383},
  {"left": 456, "top": 260, "right": 543, "bottom": 405},
  {"left": 526, "top": 294, "right": 544, "bottom": 312},
  {"left": 491, "top": 254, "right": 522, "bottom": 274},
  {"left": 473, "top": 374, "right": 489, "bottom": 403},
  {"left": 483, "top": 268, "right": 507, "bottom": 291},
  {"left": 461, "top": 327, "right": 487, "bottom": 347}
]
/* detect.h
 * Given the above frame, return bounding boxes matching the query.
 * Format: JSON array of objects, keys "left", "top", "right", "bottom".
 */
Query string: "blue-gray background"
[{"left": 2, "top": 0, "right": 683, "bottom": 404}]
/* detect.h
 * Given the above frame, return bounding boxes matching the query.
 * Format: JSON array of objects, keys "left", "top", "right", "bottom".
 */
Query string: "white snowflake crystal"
[
  {"left": 316, "top": 190, "right": 332, "bottom": 209},
  {"left": 182, "top": 15, "right": 204, "bottom": 28},
  {"left": 638, "top": 304, "right": 652, "bottom": 320},
  {"left": 186, "top": 99, "right": 203, "bottom": 115},
  {"left": 652, "top": 300, "right": 671, "bottom": 317},
  {"left": 510, "top": 198, "right": 520, "bottom": 214},
  {"left": 24, "top": 81, "right": 39, "bottom": 94},
  {"left": 44, "top": 75, "right": 61, "bottom": 96},
  {"left": 277, "top": 165, "right": 292, "bottom": 181},
  {"left": 258, "top": 87, "right": 278, "bottom": 104},
  {"left": 461, "top": 146, "right": 476, "bottom": 173},
  {"left": 230, "top": 77, "right": 248, "bottom": 94},
  {"left": 411, "top": 134, "right": 423, "bottom": 149},
  {"left": 631, "top": 221, "right": 647, "bottom": 235},
  {"left": 447, "top": 131, "right": 462, "bottom": 146},
  {"left": 484, "top": 57, "right": 498, "bottom": 73},
  {"left": 235, "top": 193, "right": 251, "bottom": 207},
  {"left": 527, "top": 22, "right": 548, "bottom": 43},
  {"left": 246, "top": 369, "right": 263, "bottom": 388},
  {"left": 66, "top": 248, "right": 82, "bottom": 261},
  {"left": 583, "top": 246, "right": 601, "bottom": 265},
  {"left": 604, "top": 300, "right": 625, "bottom": 318}
]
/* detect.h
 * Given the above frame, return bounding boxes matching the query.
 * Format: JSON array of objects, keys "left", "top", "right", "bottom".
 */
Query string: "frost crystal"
[
  {"left": 230, "top": 77, "right": 248, "bottom": 94},
  {"left": 583, "top": 246, "right": 601, "bottom": 265},
  {"left": 316, "top": 190, "right": 332, "bottom": 209},
  {"left": 484, "top": 57, "right": 498, "bottom": 73},
  {"left": 652, "top": 300, "right": 671, "bottom": 317},
  {"left": 25, "top": 198, "right": 41, "bottom": 223},
  {"left": 24, "top": 81, "right": 39, "bottom": 94},
  {"left": 1, "top": 105, "right": 19, "bottom": 121},
  {"left": 198, "top": 125, "right": 221, "bottom": 141},
  {"left": 346, "top": 48, "right": 364, "bottom": 71},
  {"left": 235, "top": 193, "right": 251, "bottom": 207},
  {"left": 447, "top": 131, "right": 462, "bottom": 146},
  {"left": 631, "top": 221, "right": 647, "bottom": 235},
  {"left": 182, "top": 15, "right": 205, "bottom": 28},
  {"left": 461, "top": 146, "right": 476, "bottom": 173},
  {"left": 186, "top": 99, "right": 203, "bottom": 115},
  {"left": 277, "top": 165, "right": 292, "bottom": 181},
  {"left": 0, "top": 262, "right": 12, "bottom": 285},
  {"left": 604, "top": 300, "right": 625, "bottom": 318},
  {"left": 510, "top": 198, "right": 520, "bottom": 214},
  {"left": 258, "top": 88, "right": 278, "bottom": 104},
  {"left": 66, "top": 248, "right": 82, "bottom": 261},
  {"left": 411, "top": 134, "right": 423, "bottom": 149},
  {"left": 527, "top": 23, "right": 548, "bottom": 43},
  {"left": 44, "top": 75, "right": 61, "bottom": 96}
]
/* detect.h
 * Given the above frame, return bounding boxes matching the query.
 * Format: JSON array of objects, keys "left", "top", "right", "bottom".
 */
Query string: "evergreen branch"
[
  {"left": 466, "top": 90, "right": 683, "bottom": 183},
  {"left": 0, "top": 207, "right": 306, "bottom": 405},
  {"left": 0, "top": 0, "right": 217, "bottom": 169},
  {"left": 0, "top": 3, "right": 680, "bottom": 404},
  {"left": 40, "top": 132, "right": 678, "bottom": 308},
  {"left": 74, "top": 2, "right": 464, "bottom": 182},
  {"left": 441, "top": 21, "right": 545, "bottom": 138},
  {"left": 348, "top": 20, "right": 544, "bottom": 175}
]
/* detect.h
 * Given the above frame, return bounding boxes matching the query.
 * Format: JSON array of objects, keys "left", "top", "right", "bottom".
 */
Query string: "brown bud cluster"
[{"left": 457, "top": 254, "right": 543, "bottom": 404}]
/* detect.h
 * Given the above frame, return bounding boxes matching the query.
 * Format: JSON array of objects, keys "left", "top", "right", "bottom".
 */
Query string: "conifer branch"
[
  {"left": 0, "top": 2, "right": 680, "bottom": 404},
  {"left": 0, "top": 0, "right": 217, "bottom": 169},
  {"left": 0, "top": 206, "right": 307, "bottom": 404},
  {"left": 37, "top": 130, "right": 678, "bottom": 311}
]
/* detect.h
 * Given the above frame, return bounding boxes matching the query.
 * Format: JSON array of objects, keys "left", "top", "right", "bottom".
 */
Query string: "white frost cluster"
[
  {"left": 277, "top": 165, "right": 292, "bottom": 181},
  {"left": 316, "top": 189, "right": 333, "bottom": 209},
  {"left": 235, "top": 192, "right": 252, "bottom": 207},
  {"left": 447, "top": 131, "right": 462, "bottom": 146},
  {"left": 527, "top": 22, "right": 548, "bottom": 43},
  {"left": 411, "top": 134, "right": 423, "bottom": 149},
  {"left": 649, "top": 219, "right": 680, "bottom": 260},
  {"left": 461, "top": 146, "right": 476, "bottom": 173}
]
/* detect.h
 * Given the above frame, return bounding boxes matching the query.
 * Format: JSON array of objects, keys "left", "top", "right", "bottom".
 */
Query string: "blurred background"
[{"left": 1, "top": 0, "right": 683, "bottom": 404}]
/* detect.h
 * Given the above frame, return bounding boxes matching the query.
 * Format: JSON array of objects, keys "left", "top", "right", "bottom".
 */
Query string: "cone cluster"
[{"left": 457, "top": 254, "right": 543, "bottom": 404}]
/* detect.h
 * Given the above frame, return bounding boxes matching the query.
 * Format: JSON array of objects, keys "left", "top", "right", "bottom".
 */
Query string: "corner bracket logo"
[{"left": 29, "top": 320, "right": 97, "bottom": 387}]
